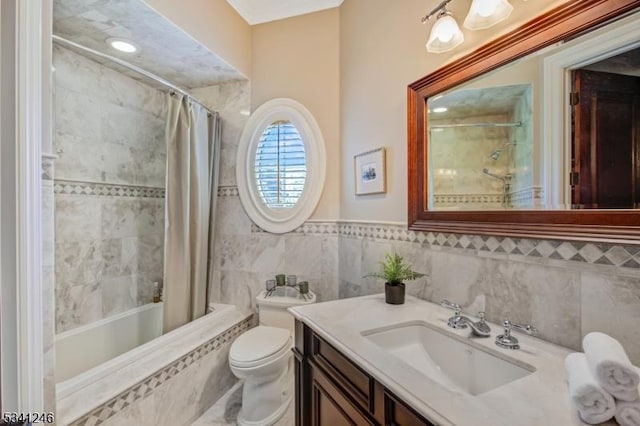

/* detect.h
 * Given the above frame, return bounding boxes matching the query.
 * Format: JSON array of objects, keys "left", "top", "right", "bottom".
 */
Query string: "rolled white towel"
[
  {"left": 583, "top": 332, "right": 640, "bottom": 402},
  {"left": 615, "top": 399, "right": 640, "bottom": 426},
  {"left": 565, "top": 352, "right": 616, "bottom": 424}
]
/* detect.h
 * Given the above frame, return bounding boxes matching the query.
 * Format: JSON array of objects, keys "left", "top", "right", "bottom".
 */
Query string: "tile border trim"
[
  {"left": 68, "top": 315, "right": 254, "bottom": 426},
  {"left": 54, "top": 179, "right": 165, "bottom": 199},
  {"left": 337, "top": 222, "right": 640, "bottom": 270},
  {"left": 222, "top": 184, "right": 640, "bottom": 269}
]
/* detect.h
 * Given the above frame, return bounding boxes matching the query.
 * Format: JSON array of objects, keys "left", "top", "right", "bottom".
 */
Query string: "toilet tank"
[{"left": 256, "top": 287, "right": 316, "bottom": 334}]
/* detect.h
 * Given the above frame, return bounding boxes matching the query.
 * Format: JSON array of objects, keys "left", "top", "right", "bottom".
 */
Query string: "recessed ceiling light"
[
  {"left": 107, "top": 38, "right": 138, "bottom": 53},
  {"left": 433, "top": 107, "right": 448, "bottom": 113}
]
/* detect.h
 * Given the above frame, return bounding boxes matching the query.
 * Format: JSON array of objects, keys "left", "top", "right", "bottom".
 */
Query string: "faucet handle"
[
  {"left": 495, "top": 319, "right": 536, "bottom": 350},
  {"left": 477, "top": 311, "right": 486, "bottom": 322},
  {"left": 440, "top": 299, "right": 461, "bottom": 315}
]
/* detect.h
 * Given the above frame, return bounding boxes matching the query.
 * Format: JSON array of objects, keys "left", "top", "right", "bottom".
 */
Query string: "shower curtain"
[{"left": 163, "top": 93, "right": 221, "bottom": 333}]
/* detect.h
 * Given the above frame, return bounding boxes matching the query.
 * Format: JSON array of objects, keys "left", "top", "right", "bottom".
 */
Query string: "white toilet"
[{"left": 229, "top": 286, "right": 316, "bottom": 426}]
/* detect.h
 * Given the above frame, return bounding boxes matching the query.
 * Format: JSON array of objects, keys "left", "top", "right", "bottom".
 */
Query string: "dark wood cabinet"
[{"left": 293, "top": 320, "right": 434, "bottom": 426}]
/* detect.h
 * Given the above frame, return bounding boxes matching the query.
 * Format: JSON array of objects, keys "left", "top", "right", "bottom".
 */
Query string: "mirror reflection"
[
  {"left": 425, "top": 14, "right": 640, "bottom": 211},
  {"left": 429, "top": 84, "right": 532, "bottom": 210}
]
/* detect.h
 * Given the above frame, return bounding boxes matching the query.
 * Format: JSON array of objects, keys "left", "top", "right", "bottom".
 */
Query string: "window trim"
[{"left": 236, "top": 98, "right": 326, "bottom": 233}]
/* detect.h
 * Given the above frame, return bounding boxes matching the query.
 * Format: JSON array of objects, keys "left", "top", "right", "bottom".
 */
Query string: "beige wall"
[
  {"left": 144, "top": 0, "right": 251, "bottom": 78},
  {"left": 339, "top": 0, "right": 568, "bottom": 222},
  {"left": 251, "top": 8, "right": 341, "bottom": 219}
]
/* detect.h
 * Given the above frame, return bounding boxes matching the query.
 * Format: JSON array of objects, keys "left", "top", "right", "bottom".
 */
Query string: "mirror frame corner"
[{"left": 408, "top": 0, "right": 640, "bottom": 244}]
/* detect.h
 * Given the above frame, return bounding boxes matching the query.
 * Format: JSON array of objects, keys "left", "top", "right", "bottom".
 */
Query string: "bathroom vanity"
[{"left": 290, "top": 294, "right": 610, "bottom": 426}]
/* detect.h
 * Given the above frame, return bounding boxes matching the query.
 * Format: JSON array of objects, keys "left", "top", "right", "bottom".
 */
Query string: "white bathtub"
[
  {"left": 55, "top": 302, "right": 164, "bottom": 383},
  {"left": 56, "top": 303, "right": 249, "bottom": 425}
]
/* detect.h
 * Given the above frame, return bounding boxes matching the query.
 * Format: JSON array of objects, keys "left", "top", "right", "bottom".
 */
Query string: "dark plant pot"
[{"left": 385, "top": 282, "right": 405, "bottom": 305}]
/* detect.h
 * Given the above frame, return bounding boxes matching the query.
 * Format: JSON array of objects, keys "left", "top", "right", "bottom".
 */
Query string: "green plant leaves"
[{"left": 363, "top": 252, "right": 426, "bottom": 285}]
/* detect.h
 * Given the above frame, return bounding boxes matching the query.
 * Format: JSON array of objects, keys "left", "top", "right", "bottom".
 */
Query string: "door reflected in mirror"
[{"left": 571, "top": 47, "right": 640, "bottom": 209}]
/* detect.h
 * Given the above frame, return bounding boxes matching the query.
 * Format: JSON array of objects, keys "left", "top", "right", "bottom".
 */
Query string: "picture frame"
[{"left": 354, "top": 147, "right": 386, "bottom": 195}]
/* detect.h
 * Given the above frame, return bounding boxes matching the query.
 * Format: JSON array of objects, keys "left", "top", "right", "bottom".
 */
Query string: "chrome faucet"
[
  {"left": 457, "top": 312, "right": 491, "bottom": 337},
  {"left": 440, "top": 300, "right": 491, "bottom": 337},
  {"left": 495, "top": 319, "right": 537, "bottom": 349},
  {"left": 440, "top": 299, "right": 467, "bottom": 329}
]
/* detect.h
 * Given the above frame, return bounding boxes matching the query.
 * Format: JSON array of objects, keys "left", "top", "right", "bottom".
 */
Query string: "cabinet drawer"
[
  {"left": 311, "top": 332, "right": 372, "bottom": 413},
  {"left": 385, "top": 391, "right": 434, "bottom": 426}
]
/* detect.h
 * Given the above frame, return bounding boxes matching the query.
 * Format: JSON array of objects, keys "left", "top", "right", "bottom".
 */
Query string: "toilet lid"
[{"left": 229, "top": 326, "right": 290, "bottom": 367}]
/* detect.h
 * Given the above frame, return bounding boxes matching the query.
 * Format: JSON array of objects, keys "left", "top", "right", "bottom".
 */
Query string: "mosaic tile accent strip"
[
  {"left": 433, "top": 193, "right": 503, "bottom": 205},
  {"left": 338, "top": 222, "right": 640, "bottom": 270},
  {"left": 54, "top": 180, "right": 165, "bottom": 199},
  {"left": 218, "top": 185, "right": 239, "bottom": 198},
  {"left": 251, "top": 221, "right": 340, "bottom": 236},
  {"left": 68, "top": 316, "right": 254, "bottom": 426}
]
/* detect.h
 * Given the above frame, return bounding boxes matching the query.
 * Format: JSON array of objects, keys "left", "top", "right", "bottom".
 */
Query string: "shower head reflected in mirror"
[
  {"left": 482, "top": 168, "right": 512, "bottom": 183},
  {"left": 489, "top": 141, "right": 517, "bottom": 160}
]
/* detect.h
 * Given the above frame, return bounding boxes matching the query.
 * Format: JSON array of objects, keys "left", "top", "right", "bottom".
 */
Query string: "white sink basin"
[{"left": 362, "top": 321, "right": 535, "bottom": 396}]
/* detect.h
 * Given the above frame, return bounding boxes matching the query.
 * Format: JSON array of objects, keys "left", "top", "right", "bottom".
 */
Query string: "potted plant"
[{"left": 364, "top": 252, "right": 425, "bottom": 305}]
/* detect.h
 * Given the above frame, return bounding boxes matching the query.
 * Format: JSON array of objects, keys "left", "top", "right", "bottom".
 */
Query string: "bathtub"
[
  {"left": 55, "top": 302, "right": 164, "bottom": 383},
  {"left": 56, "top": 303, "right": 253, "bottom": 425}
]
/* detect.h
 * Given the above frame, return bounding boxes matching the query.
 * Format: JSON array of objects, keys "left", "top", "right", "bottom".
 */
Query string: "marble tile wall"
[
  {"left": 337, "top": 222, "right": 640, "bottom": 365},
  {"left": 53, "top": 45, "right": 166, "bottom": 333},
  {"left": 189, "top": 81, "right": 341, "bottom": 314},
  {"left": 430, "top": 113, "right": 512, "bottom": 209},
  {"left": 42, "top": 157, "right": 57, "bottom": 416}
]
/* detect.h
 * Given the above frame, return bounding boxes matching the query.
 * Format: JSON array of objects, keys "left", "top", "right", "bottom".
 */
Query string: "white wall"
[{"left": 251, "top": 8, "right": 341, "bottom": 219}]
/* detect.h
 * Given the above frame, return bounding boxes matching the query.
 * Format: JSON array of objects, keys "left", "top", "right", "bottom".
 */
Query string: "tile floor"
[{"left": 192, "top": 380, "right": 294, "bottom": 426}]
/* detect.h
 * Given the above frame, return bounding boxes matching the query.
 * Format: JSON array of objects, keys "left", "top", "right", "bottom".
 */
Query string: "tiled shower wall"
[
  {"left": 53, "top": 45, "right": 166, "bottom": 333},
  {"left": 430, "top": 113, "right": 513, "bottom": 209}
]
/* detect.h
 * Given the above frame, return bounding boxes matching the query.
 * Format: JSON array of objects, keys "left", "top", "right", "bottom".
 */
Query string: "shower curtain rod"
[
  {"left": 52, "top": 35, "right": 218, "bottom": 117},
  {"left": 430, "top": 121, "right": 522, "bottom": 129},
  {"left": 429, "top": 121, "right": 522, "bottom": 130}
]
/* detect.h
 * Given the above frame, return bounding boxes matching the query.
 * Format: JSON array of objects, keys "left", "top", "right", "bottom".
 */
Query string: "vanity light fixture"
[
  {"left": 433, "top": 107, "right": 448, "bottom": 113},
  {"left": 463, "top": 0, "right": 513, "bottom": 30},
  {"left": 106, "top": 37, "right": 138, "bottom": 53},
  {"left": 422, "top": 0, "right": 464, "bottom": 53}
]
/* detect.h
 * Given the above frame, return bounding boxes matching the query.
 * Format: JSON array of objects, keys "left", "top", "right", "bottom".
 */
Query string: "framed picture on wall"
[{"left": 354, "top": 147, "right": 386, "bottom": 195}]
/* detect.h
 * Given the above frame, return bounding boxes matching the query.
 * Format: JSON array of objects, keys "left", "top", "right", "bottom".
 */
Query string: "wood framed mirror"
[{"left": 408, "top": 0, "right": 640, "bottom": 243}]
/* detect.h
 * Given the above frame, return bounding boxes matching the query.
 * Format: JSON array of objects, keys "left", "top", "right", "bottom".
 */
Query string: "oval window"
[
  {"left": 237, "top": 99, "right": 326, "bottom": 234},
  {"left": 255, "top": 121, "right": 306, "bottom": 209}
]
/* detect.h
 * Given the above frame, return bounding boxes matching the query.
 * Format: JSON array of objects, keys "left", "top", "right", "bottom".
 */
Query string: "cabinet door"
[
  {"left": 385, "top": 391, "right": 434, "bottom": 426},
  {"left": 311, "top": 361, "right": 374, "bottom": 426}
]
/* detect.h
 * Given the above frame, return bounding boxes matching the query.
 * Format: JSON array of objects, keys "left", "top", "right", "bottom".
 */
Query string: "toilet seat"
[{"left": 229, "top": 326, "right": 291, "bottom": 369}]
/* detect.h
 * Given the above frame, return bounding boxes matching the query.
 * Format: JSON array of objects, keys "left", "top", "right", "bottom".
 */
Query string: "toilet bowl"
[{"left": 229, "top": 287, "right": 316, "bottom": 426}]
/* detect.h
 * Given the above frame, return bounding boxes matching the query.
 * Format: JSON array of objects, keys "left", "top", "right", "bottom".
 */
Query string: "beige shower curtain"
[{"left": 163, "top": 94, "right": 221, "bottom": 333}]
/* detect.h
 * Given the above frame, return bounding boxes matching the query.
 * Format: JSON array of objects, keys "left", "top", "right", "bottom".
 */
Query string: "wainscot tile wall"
[
  {"left": 53, "top": 44, "right": 166, "bottom": 333},
  {"left": 338, "top": 222, "right": 640, "bottom": 365},
  {"left": 211, "top": 178, "right": 640, "bottom": 365}
]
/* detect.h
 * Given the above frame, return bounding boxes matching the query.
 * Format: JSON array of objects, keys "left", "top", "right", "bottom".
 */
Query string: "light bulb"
[
  {"left": 436, "top": 16, "right": 458, "bottom": 42},
  {"left": 464, "top": 0, "right": 513, "bottom": 30},
  {"left": 426, "top": 10, "right": 464, "bottom": 53}
]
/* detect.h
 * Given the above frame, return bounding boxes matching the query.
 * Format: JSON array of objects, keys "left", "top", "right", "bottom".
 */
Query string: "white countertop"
[{"left": 289, "top": 294, "right": 615, "bottom": 426}]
